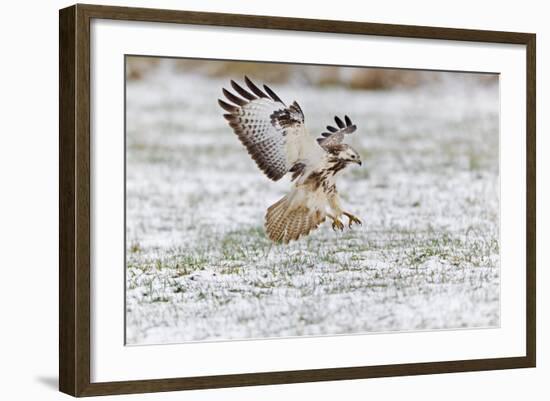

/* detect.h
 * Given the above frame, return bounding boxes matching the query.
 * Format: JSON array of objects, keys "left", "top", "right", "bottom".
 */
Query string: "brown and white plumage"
[{"left": 219, "top": 77, "right": 363, "bottom": 243}]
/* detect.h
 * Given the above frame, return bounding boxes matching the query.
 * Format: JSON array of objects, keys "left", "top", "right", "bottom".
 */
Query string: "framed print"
[{"left": 59, "top": 4, "right": 536, "bottom": 397}]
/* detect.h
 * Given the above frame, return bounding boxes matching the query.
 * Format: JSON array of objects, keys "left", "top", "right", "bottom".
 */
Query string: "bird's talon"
[
  {"left": 344, "top": 213, "right": 362, "bottom": 228},
  {"left": 331, "top": 219, "right": 344, "bottom": 231}
]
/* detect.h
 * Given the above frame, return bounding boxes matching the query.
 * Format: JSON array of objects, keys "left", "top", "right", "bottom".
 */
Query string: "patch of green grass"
[
  {"left": 151, "top": 296, "right": 170, "bottom": 303},
  {"left": 178, "top": 254, "right": 209, "bottom": 270},
  {"left": 469, "top": 152, "right": 482, "bottom": 171},
  {"left": 219, "top": 264, "right": 243, "bottom": 275},
  {"left": 129, "top": 241, "right": 141, "bottom": 253},
  {"left": 220, "top": 226, "right": 270, "bottom": 260}
]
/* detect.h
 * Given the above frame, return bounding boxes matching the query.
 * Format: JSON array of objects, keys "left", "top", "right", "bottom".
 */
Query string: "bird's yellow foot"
[
  {"left": 331, "top": 217, "right": 345, "bottom": 231},
  {"left": 343, "top": 212, "right": 362, "bottom": 228}
]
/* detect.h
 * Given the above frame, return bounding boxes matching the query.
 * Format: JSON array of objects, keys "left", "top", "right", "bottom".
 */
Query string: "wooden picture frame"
[{"left": 59, "top": 3, "right": 536, "bottom": 397}]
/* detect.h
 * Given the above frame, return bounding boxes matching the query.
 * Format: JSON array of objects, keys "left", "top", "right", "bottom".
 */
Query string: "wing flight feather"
[
  {"left": 317, "top": 115, "right": 357, "bottom": 148},
  {"left": 219, "top": 77, "right": 322, "bottom": 181}
]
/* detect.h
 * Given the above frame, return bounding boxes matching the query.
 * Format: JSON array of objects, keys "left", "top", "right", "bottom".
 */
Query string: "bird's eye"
[{"left": 351, "top": 155, "right": 356, "bottom": 159}]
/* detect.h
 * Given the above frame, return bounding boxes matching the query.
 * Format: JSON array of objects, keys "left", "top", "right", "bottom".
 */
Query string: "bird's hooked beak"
[{"left": 357, "top": 160, "right": 362, "bottom": 166}]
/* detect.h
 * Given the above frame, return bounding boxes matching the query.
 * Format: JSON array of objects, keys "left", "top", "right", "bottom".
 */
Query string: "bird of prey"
[{"left": 218, "top": 76, "right": 362, "bottom": 244}]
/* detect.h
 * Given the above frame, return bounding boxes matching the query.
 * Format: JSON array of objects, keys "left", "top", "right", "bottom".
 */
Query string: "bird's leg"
[
  {"left": 327, "top": 213, "right": 345, "bottom": 231},
  {"left": 343, "top": 212, "right": 362, "bottom": 228},
  {"left": 327, "top": 193, "right": 345, "bottom": 231}
]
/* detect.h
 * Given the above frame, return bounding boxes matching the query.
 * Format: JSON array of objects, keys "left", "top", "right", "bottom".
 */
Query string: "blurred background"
[
  {"left": 127, "top": 56, "right": 498, "bottom": 90},
  {"left": 125, "top": 56, "right": 499, "bottom": 344}
]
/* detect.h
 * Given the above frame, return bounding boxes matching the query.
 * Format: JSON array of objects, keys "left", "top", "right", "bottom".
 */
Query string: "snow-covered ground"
[{"left": 125, "top": 64, "right": 500, "bottom": 345}]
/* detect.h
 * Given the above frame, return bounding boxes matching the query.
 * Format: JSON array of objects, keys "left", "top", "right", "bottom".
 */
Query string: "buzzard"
[{"left": 218, "top": 76, "right": 362, "bottom": 244}]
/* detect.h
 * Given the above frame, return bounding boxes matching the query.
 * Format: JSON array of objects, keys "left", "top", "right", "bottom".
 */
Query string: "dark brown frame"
[{"left": 59, "top": 3, "right": 536, "bottom": 397}]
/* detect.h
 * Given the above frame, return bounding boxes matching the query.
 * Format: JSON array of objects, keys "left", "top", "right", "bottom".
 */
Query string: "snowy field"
[{"left": 125, "top": 64, "right": 500, "bottom": 345}]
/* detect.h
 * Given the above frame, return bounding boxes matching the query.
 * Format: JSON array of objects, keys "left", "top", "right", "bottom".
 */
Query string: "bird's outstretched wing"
[
  {"left": 317, "top": 115, "right": 357, "bottom": 148},
  {"left": 219, "top": 76, "right": 323, "bottom": 181}
]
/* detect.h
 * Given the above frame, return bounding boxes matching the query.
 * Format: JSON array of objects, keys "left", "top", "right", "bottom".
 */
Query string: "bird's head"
[
  {"left": 331, "top": 144, "right": 362, "bottom": 166},
  {"left": 325, "top": 144, "right": 362, "bottom": 175},
  {"left": 342, "top": 145, "right": 362, "bottom": 166}
]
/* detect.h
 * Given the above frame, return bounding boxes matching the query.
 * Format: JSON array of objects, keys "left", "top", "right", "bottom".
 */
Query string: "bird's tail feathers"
[{"left": 265, "top": 196, "right": 325, "bottom": 243}]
